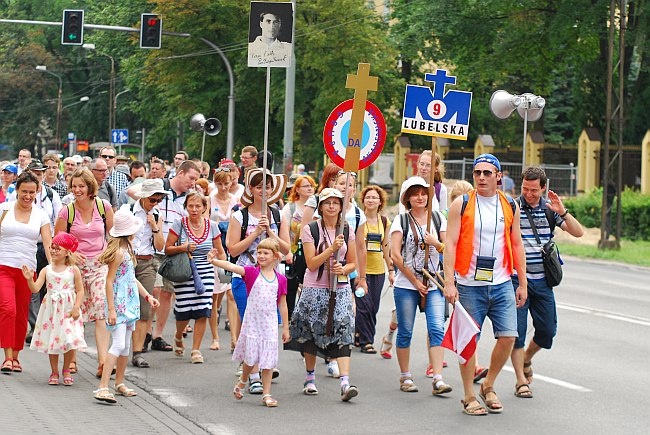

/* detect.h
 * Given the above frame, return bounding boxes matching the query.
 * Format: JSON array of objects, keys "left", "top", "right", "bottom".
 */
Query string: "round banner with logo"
[{"left": 323, "top": 99, "right": 386, "bottom": 171}]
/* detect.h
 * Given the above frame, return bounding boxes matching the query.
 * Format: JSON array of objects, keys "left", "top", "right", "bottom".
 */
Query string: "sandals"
[
  {"left": 230, "top": 341, "right": 236, "bottom": 353},
  {"left": 461, "top": 396, "right": 488, "bottom": 416},
  {"left": 523, "top": 361, "right": 533, "bottom": 383},
  {"left": 1, "top": 359, "right": 12, "bottom": 373},
  {"left": 11, "top": 359, "right": 22, "bottom": 373},
  {"left": 303, "top": 381, "right": 319, "bottom": 395},
  {"left": 479, "top": 384, "right": 504, "bottom": 413},
  {"left": 210, "top": 339, "right": 220, "bottom": 351},
  {"left": 432, "top": 378, "right": 453, "bottom": 395},
  {"left": 233, "top": 380, "right": 246, "bottom": 400},
  {"left": 69, "top": 361, "right": 78, "bottom": 374},
  {"left": 379, "top": 335, "right": 393, "bottom": 359},
  {"left": 94, "top": 387, "right": 117, "bottom": 403},
  {"left": 360, "top": 344, "right": 377, "bottom": 354},
  {"left": 132, "top": 353, "right": 150, "bottom": 368},
  {"left": 473, "top": 365, "right": 489, "bottom": 383},
  {"left": 174, "top": 335, "right": 185, "bottom": 357},
  {"left": 151, "top": 336, "right": 173, "bottom": 352},
  {"left": 399, "top": 376, "right": 419, "bottom": 392},
  {"left": 183, "top": 325, "right": 193, "bottom": 337},
  {"left": 48, "top": 372, "right": 60, "bottom": 385},
  {"left": 262, "top": 394, "right": 278, "bottom": 407},
  {"left": 114, "top": 383, "right": 137, "bottom": 397},
  {"left": 143, "top": 333, "right": 152, "bottom": 353},
  {"left": 62, "top": 369, "right": 74, "bottom": 386},
  {"left": 515, "top": 383, "right": 533, "bottom": 398},
  {"left": 190, "top": 350, "right": 204, "bottom": 364}
]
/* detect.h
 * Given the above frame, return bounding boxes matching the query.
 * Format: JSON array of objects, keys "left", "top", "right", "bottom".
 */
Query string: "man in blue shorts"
[{"left": 444, "top": 154, "right": 527, "bottom": 415}]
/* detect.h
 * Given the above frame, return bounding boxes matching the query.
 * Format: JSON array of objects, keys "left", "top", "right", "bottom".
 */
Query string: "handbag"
[
  {"left": 158, "top": 222, "right": 192, "bottom": 282},
  {"left": 522, "top": 207, "right": 563, "bottom": 287}
]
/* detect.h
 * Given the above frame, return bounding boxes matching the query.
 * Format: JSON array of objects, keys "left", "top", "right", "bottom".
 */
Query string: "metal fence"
[{"left": 443, "top": 158, "right": 578, "bottom": 196}]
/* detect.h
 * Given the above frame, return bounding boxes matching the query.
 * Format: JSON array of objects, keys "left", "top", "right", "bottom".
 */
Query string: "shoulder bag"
[
  {"left": 522, "top": 207, "right": 563, "bottom": 287},
  {"left": 158, "top": 219, "right": 192, "bottom": 282}
]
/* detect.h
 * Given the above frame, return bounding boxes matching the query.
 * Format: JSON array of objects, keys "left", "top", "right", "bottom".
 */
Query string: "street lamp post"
[
  {"left": 83, "top": 43, "right": 115, "bottom": 141},
  {"left": 113, "top": 89, "right": 130, "bottom": 154},
  {"left": 61, "top": 96, "right": 90, "bottom": 156},
  {"left": 35, "top": 65, "right": 63, "bottom": 150}
]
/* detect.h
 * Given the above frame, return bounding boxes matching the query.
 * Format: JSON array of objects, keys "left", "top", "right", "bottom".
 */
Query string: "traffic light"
[
  {"left": 140, "top": 13, "right": 162, "bottom": 49},
  {"left": 61, "top": 10, "right": 84, "bottom": 45}
]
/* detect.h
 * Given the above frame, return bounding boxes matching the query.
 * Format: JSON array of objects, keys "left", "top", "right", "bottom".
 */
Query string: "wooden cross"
[{"left": 344, "top": 63, "right": 378, "bottom": 172}]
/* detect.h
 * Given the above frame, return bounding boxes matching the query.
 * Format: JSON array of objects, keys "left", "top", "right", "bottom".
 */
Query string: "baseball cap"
[
  {"left": 26, "top": 159, "right": 46, "bottom": 171},
  {"left": 1, "top": 163, "right": 18, "bottom": 174},
  {"left": 473, "top": 153, "right": 501, "bottom": 171}
]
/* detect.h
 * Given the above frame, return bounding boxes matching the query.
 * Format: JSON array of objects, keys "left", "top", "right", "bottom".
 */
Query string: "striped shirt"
[{"left": 518, "top": 197, "right": 564, "bottom": 280}]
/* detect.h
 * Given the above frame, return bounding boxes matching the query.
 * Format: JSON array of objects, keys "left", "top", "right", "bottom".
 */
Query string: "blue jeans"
[
  {"left": 394, "top": 287, "right": 445, "bottom": 349},
  {"left": 457, "top": 280, "right": 518, "bottom": 339},
  {"left": 512, "top": 276, "right": 557, "bottom": 349}
]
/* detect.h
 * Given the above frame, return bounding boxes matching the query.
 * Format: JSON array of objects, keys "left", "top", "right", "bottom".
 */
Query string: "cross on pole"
[{"left": 344, "top": 63, "right": 378, "bottom": 172}]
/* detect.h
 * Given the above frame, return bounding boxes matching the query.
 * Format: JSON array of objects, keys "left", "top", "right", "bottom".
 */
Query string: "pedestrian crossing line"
[
  {"left": 557, "top": 303, "right": 650, "bottom": 327},
  {"left": 502, "top": 366, "right": 592, "bottom": 392}
]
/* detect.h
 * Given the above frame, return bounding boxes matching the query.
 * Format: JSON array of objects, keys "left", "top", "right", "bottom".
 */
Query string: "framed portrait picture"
[{"left": 248, "top": 1, "right": 294, "bottom": 68}]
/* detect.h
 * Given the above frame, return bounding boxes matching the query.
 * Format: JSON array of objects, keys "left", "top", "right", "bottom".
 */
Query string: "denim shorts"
[
  {"left": 457, "top": 280, "right": 518, "bottom": 339},
  {"left": 512, "top": 276, "right": 557, "bottom": 349},
  {"left": 394, "top": 286, "right": 446, "bottom": 349},
  {"left": 231, "top": 277, "right": 248, "bottom": 320}
]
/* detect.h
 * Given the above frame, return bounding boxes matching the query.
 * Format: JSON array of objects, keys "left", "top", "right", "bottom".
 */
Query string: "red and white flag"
[{"left": 441, "top": 301, "right": 481, "bottom": 365}]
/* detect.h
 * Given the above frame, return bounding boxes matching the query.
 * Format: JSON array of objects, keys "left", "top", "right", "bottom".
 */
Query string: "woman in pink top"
[
  {"left": 54, "top": 168, "right": 114, "bottom": 378},
  {"left": 289, "top": 188, "right": 359, "bottom": 402}
]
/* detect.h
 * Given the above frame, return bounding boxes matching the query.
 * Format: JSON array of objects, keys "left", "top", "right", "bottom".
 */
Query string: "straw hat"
[
  {"left": 133, "top": 178, "right": 171, "bottom": 199},
  {"left": 109, "top": 208, "right": 144, "bottom": 237},
  {"left": 400, "top": 176, "right": 430, "bottom": 208},
  {"left": 51, "top": 232, "right": 79, "bottom": 253},
  {"left": 240, "top": 168, "right": 287, "bottom": 207}
]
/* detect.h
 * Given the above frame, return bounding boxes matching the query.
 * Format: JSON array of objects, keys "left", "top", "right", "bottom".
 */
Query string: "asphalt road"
[{"left": 73, "top": 256, "right": 650, "bottom": 434}]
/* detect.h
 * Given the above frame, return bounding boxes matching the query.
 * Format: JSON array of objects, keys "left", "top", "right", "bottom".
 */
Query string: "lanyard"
[{"left": 476, "top": 195, "right": 499, "bottom": 257}]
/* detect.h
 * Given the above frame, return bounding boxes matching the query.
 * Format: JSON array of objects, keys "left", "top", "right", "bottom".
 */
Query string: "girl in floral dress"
[
  {"left": 209, "top": 238, "right": 290, "bottom": 407},
  {"left": 22, "top": 232, "right": 86, "bottom": 386},
  {"left": 93, "top": 209, "right": 159, "bottom": 404}
]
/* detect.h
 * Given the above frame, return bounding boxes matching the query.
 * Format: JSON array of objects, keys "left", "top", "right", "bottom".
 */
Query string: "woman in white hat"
[
  {"left": 289, "top": 188, "right": 359, "bottom": 402},
  {"left": 226, "top": 168, "right": 290, "bottom": 393},
  {"left": 389, "top": 176, "right": 451, "bottom": 395},
  {"left": 121, "top": 179, "right": 168, "bottom": 368},
  {"left": 165, "top": 191, "right": 227, "bottom": 364}
]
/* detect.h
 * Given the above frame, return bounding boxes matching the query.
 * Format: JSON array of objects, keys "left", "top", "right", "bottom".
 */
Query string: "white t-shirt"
[
  {"left": 455, "top": 193, "right": 511, "bottom": 286},
  {"left": 390, "top": 212, "right": 447, "bottom": 290},
  {"left": 0, "top": 202, "right": 49, "bottom": 269}
]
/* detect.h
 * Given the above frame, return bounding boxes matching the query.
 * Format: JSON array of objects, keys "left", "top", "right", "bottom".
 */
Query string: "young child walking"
[
  {"left": 22, "top": 232, "right": 86, "bottom": 386},
  {"left": 94, "top": 209, "right": 159, "bottom": 403},
  {"left": 208, "top": 238, "right": 290, "bottom": 407}
]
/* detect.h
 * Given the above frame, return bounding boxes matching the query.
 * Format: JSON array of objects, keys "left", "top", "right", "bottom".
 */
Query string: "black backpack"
[
  {"left": 293, "top": 220, "right": 350, "bottom": 285},
  {"left": 229, "top": 205, "right": 281, "bottom": 265}
]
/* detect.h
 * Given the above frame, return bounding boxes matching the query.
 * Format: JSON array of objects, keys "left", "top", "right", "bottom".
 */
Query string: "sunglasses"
[
  {"left": 473, "top": 169, "right": 496, "bottom": 177},
  {"left": 337, "top": 171, "right": 358, "bottom": 178},
  {"left": 214, "top": 167, "right": 231, "bottom": 173},
  {"left": 148, "top": 197, "right": 164, "bottom": 204},
  {"left": 100, "top": 155, "right": 115, "bottom": 159}
]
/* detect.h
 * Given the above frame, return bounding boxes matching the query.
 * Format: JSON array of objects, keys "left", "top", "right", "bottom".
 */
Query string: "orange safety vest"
[{"left": 455, "top": 190, "right": 514, "bottom": 276}]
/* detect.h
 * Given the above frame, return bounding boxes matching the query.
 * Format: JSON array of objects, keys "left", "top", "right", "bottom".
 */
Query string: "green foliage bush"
[{"left": 564, "top": 188, "right": 650, "bottom": 240}]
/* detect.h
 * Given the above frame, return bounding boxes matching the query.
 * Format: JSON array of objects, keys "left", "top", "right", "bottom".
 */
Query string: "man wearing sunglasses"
[
  {"left": 89, "top": 158, "right": 118, "bottom": 210},
  {"left": 120, "top": 179, "right": 169, "bottom": 368},
  {"left": 443, "top": 153, "right": 527, "bottom": 416},
  {"left": 99, "top": 146, "right": 129, "bottom": 199}
]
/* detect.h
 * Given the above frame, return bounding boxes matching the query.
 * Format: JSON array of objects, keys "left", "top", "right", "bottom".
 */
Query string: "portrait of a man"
[{"left": 248, "top": 1, "right": 294, "bottom": 68}]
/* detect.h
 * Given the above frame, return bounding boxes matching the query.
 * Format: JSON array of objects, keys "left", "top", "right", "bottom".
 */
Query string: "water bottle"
[{"left": 355, "top": 287, "right": 365, "bottom": 298}]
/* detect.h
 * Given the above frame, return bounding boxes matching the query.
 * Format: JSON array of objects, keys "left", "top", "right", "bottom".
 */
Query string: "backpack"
[
  {"left": 229, "top": 205, "right": 282, "bottom": 265},
  {"left": 43, "top": 186, "right": 55, "bottom": 223},
  {"left": 293, "top": 220, "right": 350, "bottom": 284},
  {"left": 399, "top": 211, "right": 442, "bottom": 257},
  {"left": 66, "top": 197, "right": 107, "bottom": 234}
]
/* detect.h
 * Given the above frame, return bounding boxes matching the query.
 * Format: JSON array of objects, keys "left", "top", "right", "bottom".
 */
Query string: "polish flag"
[{"left": 442, "top": 301, "right": 481, "bottom": 365}]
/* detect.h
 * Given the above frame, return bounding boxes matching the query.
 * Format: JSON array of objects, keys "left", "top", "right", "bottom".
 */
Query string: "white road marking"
[
  {"left": 502, "top": 366, "right": 592, "bottom": 392},
  {"left": 558, "top": 302, "right": 650, "bottom": 327},
  {"left": 150, "top": 388, "right": 193, "bottom": 407}
]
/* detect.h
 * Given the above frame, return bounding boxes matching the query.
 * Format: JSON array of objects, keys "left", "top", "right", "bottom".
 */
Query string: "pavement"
[{"left": 0, "top": 332, "right": 208, "bottom": 435}]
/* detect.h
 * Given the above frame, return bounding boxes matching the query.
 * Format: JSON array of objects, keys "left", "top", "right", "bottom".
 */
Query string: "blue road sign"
[
  {"left": 111, "top": 129, "right": 129, "bottom": 145},
  {"left": 401, "top": 70, "right": 472, "bottom": 140}
]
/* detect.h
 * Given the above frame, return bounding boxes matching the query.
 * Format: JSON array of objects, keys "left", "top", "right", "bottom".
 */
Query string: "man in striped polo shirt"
[{"left": 510, "top": 166, "right": 584, "bottom": 399}]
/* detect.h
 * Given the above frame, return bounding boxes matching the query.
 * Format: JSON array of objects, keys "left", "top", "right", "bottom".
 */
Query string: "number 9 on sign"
[{"left": 428, "top": 100, "right": 447, "bottom": 119}]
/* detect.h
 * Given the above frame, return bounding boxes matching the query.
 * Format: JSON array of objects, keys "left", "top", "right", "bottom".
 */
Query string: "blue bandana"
[{"left": 474, "top": 153, "right": 501, "bottom": 171}]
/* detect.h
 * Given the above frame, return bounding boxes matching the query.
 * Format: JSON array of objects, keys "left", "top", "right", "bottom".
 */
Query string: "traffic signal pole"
[{"left": 1, "top": 17, "right": 235, "bottom": 159}]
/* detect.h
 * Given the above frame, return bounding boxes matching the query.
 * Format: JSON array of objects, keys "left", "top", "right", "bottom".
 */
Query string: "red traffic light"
[{"left": 140, "top": 13, "right": 162, "bottom": 49}]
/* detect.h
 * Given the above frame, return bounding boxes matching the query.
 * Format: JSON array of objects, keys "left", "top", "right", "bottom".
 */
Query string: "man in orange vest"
[{"left": 443, "top": 153, "right": 527, "bottom": 416}]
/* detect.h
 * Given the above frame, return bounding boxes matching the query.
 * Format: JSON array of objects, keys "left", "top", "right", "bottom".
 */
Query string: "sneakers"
[
  {"left": 272, "top": 368, "right": 280, "bottom": 379},
  {"left": 249, "top": 380, "right": 263, "bottom": 394},
  {"left": 399, "top": 376, "right": 419, "bottom": 392},
  {"left": 432, "top": 378, "right": 453, "bottom": 395},
  {"left": 303, "top": 381, "right": 318, "bottom": 395},
  {"left": 327, "top": 361, "right": 340, "bottom": 378},
  {"left": 340, "top": 384, "right": 358, "bottom": 402}
]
